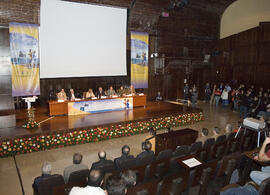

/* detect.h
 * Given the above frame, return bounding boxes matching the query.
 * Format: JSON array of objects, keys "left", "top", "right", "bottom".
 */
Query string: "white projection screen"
[{"left": 40, "top": 0, "right": 127, "bottom": 78}]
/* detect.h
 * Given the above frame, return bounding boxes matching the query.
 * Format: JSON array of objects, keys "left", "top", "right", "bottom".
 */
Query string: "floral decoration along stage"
[{"left": 0, "top": 112, "right": 203, "bottom": 158}]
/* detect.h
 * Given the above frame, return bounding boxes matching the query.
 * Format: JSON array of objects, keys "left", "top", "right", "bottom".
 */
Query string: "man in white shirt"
[{"left": 69, "top": 169, "right": 106, "bottom": 195}]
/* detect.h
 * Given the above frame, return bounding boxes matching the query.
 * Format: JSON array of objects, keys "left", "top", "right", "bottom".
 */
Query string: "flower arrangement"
[
  {"left": 22, "top": 121, "right": 40, "bottom": 129},
  {"left": 0, "top": 112, "right": 203, "bottom": 158}
]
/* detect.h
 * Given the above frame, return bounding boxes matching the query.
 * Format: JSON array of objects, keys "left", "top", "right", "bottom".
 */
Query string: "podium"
[{"left": 22, "top": 96, "right": 39, "bottom": 129}]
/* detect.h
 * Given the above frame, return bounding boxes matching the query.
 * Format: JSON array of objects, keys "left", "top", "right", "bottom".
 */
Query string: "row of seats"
[{"left": 33, "top": 129, "right": 265, "bottom": 195}]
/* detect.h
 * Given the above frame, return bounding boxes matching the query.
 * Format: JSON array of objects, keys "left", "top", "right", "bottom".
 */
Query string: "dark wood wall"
[
  {"left": 0, "top": 27, "right": 16, "bottom": 128},
  {"left": 0, "top": 0, "right": 235, "bottom": 103},
  {"left": 216, "top": 22, "right": 270, "bottom": 88}
]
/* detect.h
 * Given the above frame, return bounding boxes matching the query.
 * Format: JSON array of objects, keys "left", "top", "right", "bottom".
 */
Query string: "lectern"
[{"left": 22, "top": 96, "right": 39, "bottom": 129}]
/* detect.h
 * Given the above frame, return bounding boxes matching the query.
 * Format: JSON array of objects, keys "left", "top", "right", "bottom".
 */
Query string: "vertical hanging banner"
[
  {"left": 9, "top": 22, "right": 40, "bottom": 97},
  {"left": 131, "top": 31, "right": 148, "bottom": 88}
]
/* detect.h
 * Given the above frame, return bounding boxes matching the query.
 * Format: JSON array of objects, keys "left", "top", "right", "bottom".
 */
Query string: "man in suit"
[
  {"left": 91, "top": 151, "right": 114, "bottom": 171},
  {"left": 32, "top": 162, "right": 53, "bottom": 191},
  {"left": 117, "top": 86, "right": 126, "bottom": 96},
  {"left": 63, "top": 153, "right": 88, "bottom": 183},
  {"left": 114, "top": 145, "right": 134, "bottom": 170},
  {"left": 57, "top": 88, "right": 67, "bottom": 101},
  {"left": 106, "top": 86, "right": 117, "bottom": 97},
  {"left": 126, "top": 85, "right": 136, "bottom": 95},
  {"left": 136, "top": 141, "right": 155, "bottom": 166},
  {"left": 67, "top": 88, "right": 76, "bottom": 101},
  {"left": 96, "top": 87, "right": 106, "bottom": 99}
]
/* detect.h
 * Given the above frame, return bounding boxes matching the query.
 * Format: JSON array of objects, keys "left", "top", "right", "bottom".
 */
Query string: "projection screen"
[{"left": 40, "top": 0, "right": 127, "bottom": 78}]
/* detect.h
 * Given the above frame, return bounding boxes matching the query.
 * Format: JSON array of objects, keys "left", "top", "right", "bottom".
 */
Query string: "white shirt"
[{"left": 69, "top": 186, "right": 106, "bottom": 195}]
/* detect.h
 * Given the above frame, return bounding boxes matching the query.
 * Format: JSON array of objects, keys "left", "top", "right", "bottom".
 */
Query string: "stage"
[{"left": 0, "top": 101, "right": 203, "bottom": 158}]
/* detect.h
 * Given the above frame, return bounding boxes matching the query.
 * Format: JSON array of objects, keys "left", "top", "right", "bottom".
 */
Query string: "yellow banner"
[
  {"left": 131, "top": 32, "right": 148, "bottom": 88},
  {"left": 9, "top": 22, "right": 40, "bottom": 96}
]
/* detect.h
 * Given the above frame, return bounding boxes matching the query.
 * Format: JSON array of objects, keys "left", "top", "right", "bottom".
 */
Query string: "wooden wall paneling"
[{"left": 0, "top": 28, "right": 15, "bottom": 128}]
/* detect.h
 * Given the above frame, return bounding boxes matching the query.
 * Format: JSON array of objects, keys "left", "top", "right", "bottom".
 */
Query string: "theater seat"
[
  {"left": 67, "top": 169, "right": 89, "bottom": 184},
  {"left": 156, "top": 149, "right": 173, "bottom": 160},
  {"left": 35, "top": 174, "right": 65, "bottom": 195}
]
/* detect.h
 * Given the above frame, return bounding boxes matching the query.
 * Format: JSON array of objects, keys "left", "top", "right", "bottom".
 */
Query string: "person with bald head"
[
  {"left": 69, "top": 169, "right": 106, "bottom": 195},
  {"left": 90, "top": 151, "right": 114, "bottom": 171}
]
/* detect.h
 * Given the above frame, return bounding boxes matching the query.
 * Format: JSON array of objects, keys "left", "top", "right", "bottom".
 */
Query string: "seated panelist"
[
  {"left": 96, "top": 87, "right": 106, "bottom": 99},
  {"left": 106, "top": 86, "right": 117, "bottom": 97},
  {"left": 126, "top": 85, "right": 136, "bottom": 95},
  {"left": 117, "top": 86, "right": 126, "bottom": 97},
  {"left": 85, "top": 88, "right": 95, "bottom": 99},
  {"left": 68, "top": 88, "right": 76, "bottom": 101},
  {"left": 57, "top": 88, "right": 67, "bottom": 101}
]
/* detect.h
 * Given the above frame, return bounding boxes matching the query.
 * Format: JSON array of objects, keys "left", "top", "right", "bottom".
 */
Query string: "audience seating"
[
  {"left": 34, "top": 174, "right": 65, "bottom": 195},
  {"left": 33, "top": 128, "right": 267, "bottom": 195},
  {"left": 127, "top": 179, "right": 162, "bottom": 195},
  {"left": 116, "top": 158, "right": 137, "bottom": 171},
  {"left": 156, "top": 149, "right": 173, "bottom": 160},
  {"left": 67, "top": 169, "right": 89, "bottom": 185},
  {"left": 159, "top": 170, "right": 189, "bottom": 195},
  {"left": 189, "top": 141, "right": 202, "bottom": 155},
  {"left": 173, "top": 145, "right": 189, "bottom": 157},
  {"left": 212, "top": 135, "right": 227, "bottom": 160},
  {"left": 145, "top": 158, "right": 170, "bottom": 180}
]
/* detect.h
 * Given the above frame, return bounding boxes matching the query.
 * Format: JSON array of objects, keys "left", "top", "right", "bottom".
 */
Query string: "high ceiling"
[{"left": 66, "top": 0, "right": 236, "bottom": 33}]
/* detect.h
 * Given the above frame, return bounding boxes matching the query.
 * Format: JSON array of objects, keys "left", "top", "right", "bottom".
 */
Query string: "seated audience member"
[
  {"left": 121, "top": 170, "right": 136, "bottom": 188},
  {"left": 32, "top": 162, "right": 52, "bottom": 191},
  {"left": 117, "top": 86, "right": 126, "bottom": 96},
  {"left": 211, "top": 126, "right": 221, "bottom": 140},
  {"left": 57, "top": 88, "right": 67, "bottom": 101},
  {"left": 106, "top": 86, "right": 117, "bottom": 97},
  {"left": 258, "top": 104, "right": 270, "bottom": 122},
  {"left": 224, "top": 124, "right": 233, "bottom": 137},
  {"left": 63, "top": 153, "right": 88, "bottom": 183},
  {"left": 105, "top": 175, "right": 127, "bottom": 195},
  {"left": 85, "top": 88, "right": 95, "bottom": 99},
  {"left": 96, "top": 87, "right": 106, "bottom": 99},
  {"left": 126, "top": 85, "right": 136, "bottom": 95},
  {"left": 91, "top": 151, "right": 114, "bottom": 170},
  {"left": 221, "top": 137, "right": 270, "bottom": 195},
  {"left": 196, "top": 128, "right": 209, "bottom": 144},
  {"left": 250, "top": 137, "right": 270, "bottom": 185},
  {"left": 145, "top": 127, "right": 156, "bottom": 153},
  {"left": 69, "top": 169, "right": 106, "bottom": 195},
  {"left": 156, "top": 91, "right": 162, "bottom": 101},
  {"left": 136, "top": 140, "right": 155, "bottom": 162},
  {"left": 114, "top": 145, "right": 134, "bottom": 169},
  {"left": 68, "top": 88, "right": 76, "bottom": 101}
]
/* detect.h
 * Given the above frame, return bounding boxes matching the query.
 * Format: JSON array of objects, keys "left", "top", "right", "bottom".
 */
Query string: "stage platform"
[{"left": 0, "top": 101, "right": 203, "bottom": 158}]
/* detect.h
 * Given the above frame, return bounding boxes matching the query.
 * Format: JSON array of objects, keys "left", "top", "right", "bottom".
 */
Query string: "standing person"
[
  {"left": 214, "top": 88, "right": 222, "bottom": 107},
  {"left": 204, "top": 83, "right": 211, "bottom": 102},
  {"left": 183, "top": 83, "right": 189, "bottom": 101},
  {"left": 221, "top": 88, "right": 229, "bottom": 106},
  {"left": 210, "top": 84, "right": 216, "bottom": 105},
  {"left": 239, "top": 90, "right": 250, "bottom": 118},
  {"left": 191, "top": 84, "right": 198, "bottom": 106}
]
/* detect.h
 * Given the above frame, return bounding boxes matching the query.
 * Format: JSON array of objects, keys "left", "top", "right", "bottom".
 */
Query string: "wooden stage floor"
[{"left": 0, "top": 101, "right": 201, "bottom": 139}]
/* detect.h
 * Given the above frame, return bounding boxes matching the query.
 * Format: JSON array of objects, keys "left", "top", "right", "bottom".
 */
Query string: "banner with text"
[
  {"left": 131, "top": 31, "right": 148, "bottom": 88},
  {"left": 9, "top": 22, "right": 40, "bottom": 97}
]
